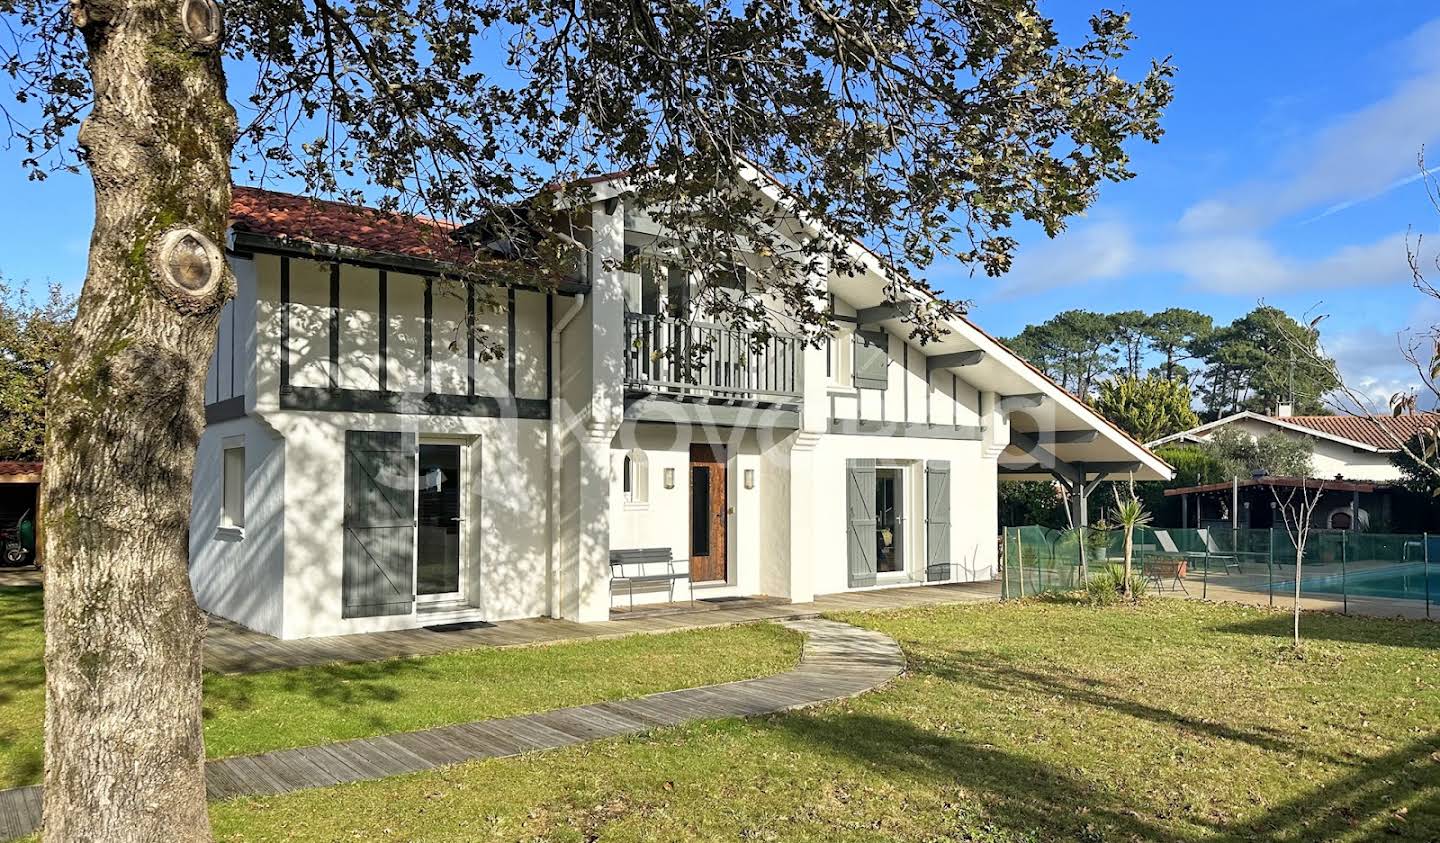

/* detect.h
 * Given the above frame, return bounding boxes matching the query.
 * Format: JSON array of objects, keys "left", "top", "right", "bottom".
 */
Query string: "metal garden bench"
[{"left": 609, "top": 547, "right": 692, "bottom": 609}]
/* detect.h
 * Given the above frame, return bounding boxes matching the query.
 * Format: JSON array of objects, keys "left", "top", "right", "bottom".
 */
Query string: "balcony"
[{"left": 623, "top": 313, "right": 803, "bottom": 405}]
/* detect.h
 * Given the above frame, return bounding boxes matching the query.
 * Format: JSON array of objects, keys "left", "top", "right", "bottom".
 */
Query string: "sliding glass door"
[{"left": 415, "top": 442, "right": 463, "bottom": 600}]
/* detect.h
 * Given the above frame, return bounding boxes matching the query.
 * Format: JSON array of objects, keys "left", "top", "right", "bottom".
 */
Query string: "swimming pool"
[{"left": 1277, "top": 562, "right": 1440, "bottom": 601}]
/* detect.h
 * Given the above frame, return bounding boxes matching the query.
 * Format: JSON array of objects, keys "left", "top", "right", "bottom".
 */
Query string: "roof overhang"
[
  {"left": 1147, "top": 411, "right": 1390, "bottom": 454},
  {"left": 229, "top": 231, "right": 590, "bottom": 296},
  {"left": 825, "top": 276, "right": 1173, "bottom": 484},
  {"left": 548, "top": 164, "right": 1172, "bottom": 482}
]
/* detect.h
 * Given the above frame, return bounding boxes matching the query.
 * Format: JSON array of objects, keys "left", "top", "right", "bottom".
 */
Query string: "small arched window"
[{"left": 623, "top": 449, "right": 649, "bottom": 505}]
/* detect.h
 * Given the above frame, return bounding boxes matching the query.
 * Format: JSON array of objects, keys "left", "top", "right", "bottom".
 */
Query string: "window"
[
  {"left": 666, "top": 266, "right": 690, "bottom": 317},
  {"left": 712, "top": 263, "right": 747, "bottom": 291},
  {"left": 221, "top": 445, "right": 245, "bottom": 530},
  {"left": 830, "top": 324, "right": 855, "bottom": 388},
  {"left": 622, "top": 449, "right": 649, "bottom": 505},
  {"left": 874, "top": 467, "right": 905, "bottom": 574}
]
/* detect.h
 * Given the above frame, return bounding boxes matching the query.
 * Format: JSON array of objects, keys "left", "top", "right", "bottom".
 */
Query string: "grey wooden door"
[
  {"left": 925, "top": 460, "right": 951, "bottom": 582},
  {"left": 342, "top": 430, "right": 417, "bottom": 618},
  {"left": 846, "top": 459, "right": 877, "bottom": 587}
]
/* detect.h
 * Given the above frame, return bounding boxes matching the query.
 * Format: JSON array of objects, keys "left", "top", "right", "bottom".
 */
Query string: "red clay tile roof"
[
  {"left": 1278, "top": 413, "right": 1440, "bottom": 450},
  {"left": 230, "top": 187, "right": 475, "bottom": 265},
  {"left": 0, "top": 461, "right": 42, "bottom": 478}
]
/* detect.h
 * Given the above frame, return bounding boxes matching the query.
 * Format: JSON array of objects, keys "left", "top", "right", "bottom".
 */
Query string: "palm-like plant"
[{"left": 1110, "top": 479, "right": 1153, "bottom": 600}]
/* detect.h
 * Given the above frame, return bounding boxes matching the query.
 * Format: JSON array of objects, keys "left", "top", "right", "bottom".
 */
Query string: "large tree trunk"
[{"left": 40, "top": 0, "right": 234, "bottom": 837}]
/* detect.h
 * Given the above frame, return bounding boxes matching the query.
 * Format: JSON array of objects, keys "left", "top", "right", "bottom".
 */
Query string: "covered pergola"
[{"left": 1163, "top": 475, "right": 1377, "bottom": 531}]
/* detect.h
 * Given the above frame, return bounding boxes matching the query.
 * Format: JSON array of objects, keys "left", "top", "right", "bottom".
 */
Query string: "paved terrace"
[
  {"left": 1146, "top": 561, "right": 1438, "bottom": 621},
  {"left": 204, "top": 581, "right": 1001, "bottom": 673}
]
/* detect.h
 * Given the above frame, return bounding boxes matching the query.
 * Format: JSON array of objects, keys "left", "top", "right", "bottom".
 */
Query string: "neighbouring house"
[
  {"left": 1149, "top": 409, "right": 1440, "bottom": 532},
  {"left": 190, "top": 169, "right": 1171, "bottom": 640},
  {"left": 1148, "top": 409, "right": 1439, "bottom": 483}
]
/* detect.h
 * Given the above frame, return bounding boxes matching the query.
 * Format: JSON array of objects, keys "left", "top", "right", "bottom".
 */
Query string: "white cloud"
[
  {"left": 1179, "top": 18, "right": 1440, "bottom": 234},
  {"left": 974, "top": 19, "right": 1440, "bottom": 305},
  {"left": 995, "top": 219, "right": 1137, "bottom": 295},
  {"left": 1322, "top": 291, "right": 1440, "bottom": 409},
  {"left": 1166, "top": 232, "right": 1418, "bottom": 294}
]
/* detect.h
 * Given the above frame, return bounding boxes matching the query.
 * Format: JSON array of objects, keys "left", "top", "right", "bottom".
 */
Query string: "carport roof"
[{"left": 0, "top": 462, "right": 41, "bottom": 483}]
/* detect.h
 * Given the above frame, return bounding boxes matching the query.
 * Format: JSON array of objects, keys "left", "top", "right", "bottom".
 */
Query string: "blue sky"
[{"left": 2, "top": 2, "right": 1437, "bottom": 404}]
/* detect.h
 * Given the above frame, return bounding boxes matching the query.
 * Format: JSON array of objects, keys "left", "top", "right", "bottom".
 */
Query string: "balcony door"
[
  {"left": 689, "top": 444, "right": 728, "bottom": 582},
  {"left": 415, "top": 441, "right": 464, "bottom": 602}
]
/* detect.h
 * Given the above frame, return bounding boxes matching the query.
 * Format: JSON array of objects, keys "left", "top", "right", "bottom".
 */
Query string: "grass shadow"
[
  {"left": 1203, "top": 731, "right": 1440, "bottom": 841},
  {"left": 769, "top": 709, "right": 1188, "bottom": 842},
  {"left": 1214, "top": 611, "right": 1440, "bottom": 650},
  {"left": 918, "top": 647, "right": 1314, "bottom": 759}
]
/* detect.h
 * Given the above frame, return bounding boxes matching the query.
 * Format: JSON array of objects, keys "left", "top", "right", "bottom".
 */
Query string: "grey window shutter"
[
  {"left": 342, "top": 430, "right": 417, "bottom": 618},
  {"left": 846, "top": 459, "right": 877, "bottom": 587},
  {"left": 925, "top": 460, "right": 951, "bottom": 582},
  {"left": 853, "top": 330, "right": 889, "bottom": 389}
]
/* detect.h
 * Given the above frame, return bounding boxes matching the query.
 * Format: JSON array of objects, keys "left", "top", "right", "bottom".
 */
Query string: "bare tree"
[{"left": 1270, "top": 479, "right": 1327, "bottom": 647}]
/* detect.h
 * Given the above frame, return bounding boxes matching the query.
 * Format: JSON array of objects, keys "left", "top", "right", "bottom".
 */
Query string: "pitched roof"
[
  {"left": 1279, "top": 413, "right": 1439, "bottom": 451},
  {"left": 230, "top": 187, "right": 475, "bottom": 265},
  {"left": 1148, "top": 410, "right": 1440, "bottom": 453},
  {"left": 0, "top": 461, "right": 42, "bottom": 480}
]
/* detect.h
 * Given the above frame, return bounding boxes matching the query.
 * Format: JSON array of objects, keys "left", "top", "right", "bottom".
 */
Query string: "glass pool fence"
[{"left": 1001, "top": 525, "right": 1440, "bottom": 617}]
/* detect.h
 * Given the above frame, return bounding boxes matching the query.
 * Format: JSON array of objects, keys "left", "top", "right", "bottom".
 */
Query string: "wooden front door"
[{"left": 689, "top": 444, "right": 727, "bottom": 582}]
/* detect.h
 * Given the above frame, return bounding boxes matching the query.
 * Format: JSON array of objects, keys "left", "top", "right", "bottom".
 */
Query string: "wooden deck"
[
  {"left": 0, "top": 617, "right": 906, "bottom": 840},
  {"left": 203, "top": 580, "right": 999, "bottom": 674}
]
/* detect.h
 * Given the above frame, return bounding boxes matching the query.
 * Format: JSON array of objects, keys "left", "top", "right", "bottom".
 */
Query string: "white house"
[
  {"left": 1147, "top": 410, "right": 1439, "bottom": 483},
  {"left": 190, "top": 171, "right": 1171, "bottom": 640}
]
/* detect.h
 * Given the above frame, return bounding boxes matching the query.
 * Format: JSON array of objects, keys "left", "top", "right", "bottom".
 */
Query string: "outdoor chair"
[
  {"left": 1153, "top": 529, "right": 1238, "bottom": 576},
  {"left": 1196, "top": 529, "right": 1242, "bottom": 574},
  {"left": 1142, "top": 557, "right": 1189, "bottom": 594}
]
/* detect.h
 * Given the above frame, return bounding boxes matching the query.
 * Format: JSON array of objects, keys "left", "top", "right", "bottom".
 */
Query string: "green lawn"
[
  {"left": 211, "top": 599, "right": 1440, "bottom": 842},
  {"left": 0, "top": 586, "right": 801, "bottom": 790}
]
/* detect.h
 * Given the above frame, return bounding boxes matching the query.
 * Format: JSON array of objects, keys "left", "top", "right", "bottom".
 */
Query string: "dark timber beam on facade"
[
  {"left": 828, "top": 419, "right": 983, "bottom": 440},
  {"left": 1006, "top": 431, "right": 1079, "bottom": 485},
  {"left": 997, "top": 393, "right": 1044, "bottom": 411},
  {"left": 1010, "top": 429, "right": 1097, "bottom": 446},
  {"left": 232, "top": 232, "right": 590, "bottom": 296},
  {"left": 624, "top": 395, "right": 801, "bottom": 430},
  {"left": 925, "top": 350, "right": 985, "bottom": 373},
  {"left": 1001, "top": 460, "right": 1143, "bottom": 481},
  {"left": 855, "top": 300, "right": 914, "bottom": 327},
  {"left": 1001, "top": 431, "right": 1081, "bottom": 485}
]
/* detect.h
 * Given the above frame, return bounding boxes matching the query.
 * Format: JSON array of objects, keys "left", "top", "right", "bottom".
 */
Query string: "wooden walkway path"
[
  {"left": 0, "top": 617, "right": 905, "bottom": 840},
  {"left": 204, "top": 580, "right": 998, "bottom": 674}
]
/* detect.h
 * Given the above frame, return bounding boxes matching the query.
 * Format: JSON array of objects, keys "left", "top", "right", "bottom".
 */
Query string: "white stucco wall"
[
  {"left": 808, "top": 434, "right": 997, "bottom": 597},
  {"left": 1194, "top": 417, "right": 1401, "bottom": 482},
  {"left": 270, "top": 412, "right": 550, "bottom": 639},
  {"left": 604, "top": 421, "right": 998, "bottom": 606},
  {"left": 196, "top": 252, "right": 562, "bottom": 639},
  {"left": 189, "top": 414, "right": 286, "bottom": 637},
  {"left": 825, "top": 317, "right": 980, "bottom": 426},
  {"left": 606, "top": 423, "right": 782, "bottom": 606}
]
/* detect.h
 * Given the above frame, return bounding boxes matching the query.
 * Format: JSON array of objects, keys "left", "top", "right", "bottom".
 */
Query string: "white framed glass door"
[{"left": 415, "top": 441, "right": 465, "bottom": 602}]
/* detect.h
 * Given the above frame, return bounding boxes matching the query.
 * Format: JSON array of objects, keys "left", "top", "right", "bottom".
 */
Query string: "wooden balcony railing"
[{"left": 623, "top": 313, "right": 803, "bottom": 402}]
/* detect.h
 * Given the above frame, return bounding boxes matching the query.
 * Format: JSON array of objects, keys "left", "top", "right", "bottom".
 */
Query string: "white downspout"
[{"left": 547, "top": 293, "right": 586, "bottom": 617}]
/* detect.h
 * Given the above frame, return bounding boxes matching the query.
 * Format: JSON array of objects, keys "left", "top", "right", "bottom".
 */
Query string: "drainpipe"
[{"left": 547, "top": 293, "right": 586, "bottom": 618}]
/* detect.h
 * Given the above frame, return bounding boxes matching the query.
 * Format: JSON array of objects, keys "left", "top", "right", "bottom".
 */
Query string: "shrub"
[{"left": 1082, "top": 565, "right": 1149, "bottom": 605}]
